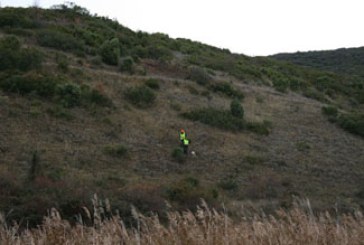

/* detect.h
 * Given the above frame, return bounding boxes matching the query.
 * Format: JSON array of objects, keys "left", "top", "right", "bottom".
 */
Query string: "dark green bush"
[
  {"left": 187, "top": 66, "right": 211, "bottom": 86},
  {"left": 171, "top": 147, "right": 185, "bottom": 163},
  {"left": 56, "top": 83, "right": 81, "bottom": 108},
  {"left": 0, "top": 9, "right": 37, "bottom": 28},
  {"left": 182, "top": 108, "right": 245, "bottom": 131},
  {"left": 0, "top": 73, "right": 57, "bottom": 97},
  {"left": 119, "top": 56, "right": 134, "bottom": 73},
  {"left": 218, "top": 179, "right": 238, "bottom": 191},
  {"left": 103, "top": 144, "right": 128, "bottom": 157},
  {"left": 82, "top": 87, "right": 113, "bottom": 107},
  {"left": 0, "top": 36, "right": 43, "bottom": 71},
  {"left": 321, "top": 106, "right": 338, "bottom": 118},
  {"left": 337, "top": 113, "right": 364, "bottom": 137},
  {"left": 210, "top": 82, "right": 244, "bottom": 99},
  {"left": 124, "top": 85, "right": 156, "bottom": 108},
  {"left": 246, "top": 120, "right": 272, "bottom": 135},
  {"left": 145, "top": 78, "right": 160, "bottom": 90},
  {"left": 36, "top": 30, "right": 85, "bottom": 53},
  {"left": 230, "top": 99, "right": 244, "bottom": 118},
  {"left": 165, "top": 177, "right": 216, "bottom": 210},
  {"left": 99, "top": 38, "right": 120, "bottom": 66},
  {"left": 146, "top": 45, "right": 173, "bottom": 61}
]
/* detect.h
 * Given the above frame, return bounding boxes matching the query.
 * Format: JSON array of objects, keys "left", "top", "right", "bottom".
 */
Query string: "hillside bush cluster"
[
  {"left": 209, "top": 81, "right": 244, "bottom": 99},
  {"left": 0, "top": 73, "right": 112, "bottom": 108},
  {"left": 322, "top": 105, "right": 364, "bottom": 137},
  {"left": 124, "top": 85, "right": 156, "bottom": 108},
  {"left": 182, "top": 100, "right": 270, "bottom": 135},
  {"left": 0, "top": 36, "right": 43, "bottom": 71}
]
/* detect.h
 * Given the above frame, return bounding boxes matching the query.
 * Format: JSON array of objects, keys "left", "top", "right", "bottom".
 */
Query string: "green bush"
[
  {"left": 56, "top": 83, "right": 81, "bottom": 108},
  {"left": 120, "top": 56, "right": 134, "bottom": 73},
  {"left": 99, "top": 38, "right": 120, "bottom": 66},
  {"left": 146, "top": 45, "right": 173, "bottom": 61},
  {"left": 210, "top": 82, "right": 244, "bottom": 99},
  {"left": 337, "top": 113, "right": 364, "bottom": 137},
  {"left": 0, "top": 73, "right": 57, "bottom": 97},
  {"left": 145, "top": 78, "right": 160, "bottom": 90},
  {"left": 218, "top": 179, "right": 238, "bottom": 191},
  {"left": 124, "top": 85, "right": 156, "bottom": 108},
  {"left": 103, "top": 144, "right": 128, "bottom": 157},
  {"left": 171, "top": 147, "right": 185, "bottom": 163},
  {"left": 246, "top": 120, "right": 272, "bottom": 135},
  {"left": 82, "top": 87, "right": 113, "bottom": 107},
  {"left": 322, "top": 105, "right": 338, "bottom": 117},
  {"left": 36, "top": 30, "right": 85, "bottom": 53},
  {"left": 0, "top": 36, "right": 43, "bottom": 71},
  {"left": 182, "top": 108, "right": 245, "bottom": 131},
  {"left": 230, "top": 99, "right": 244, "bottom": 118},
  {"left": 165, "top": 177, "right": 216, "bottom": 209},
  {"left": 187, "top": 66, "right": 211, "bottom": 86}
]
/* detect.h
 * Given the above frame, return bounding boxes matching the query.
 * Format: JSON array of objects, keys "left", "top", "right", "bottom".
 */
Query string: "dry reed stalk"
[{"left": 1, "top": 201, "right": 364, "bottom": 244}]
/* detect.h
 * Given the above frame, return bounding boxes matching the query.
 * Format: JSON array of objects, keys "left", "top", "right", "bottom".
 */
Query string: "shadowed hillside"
[{"left": 0, "top": 3, "right": 364, "bottom": 227}]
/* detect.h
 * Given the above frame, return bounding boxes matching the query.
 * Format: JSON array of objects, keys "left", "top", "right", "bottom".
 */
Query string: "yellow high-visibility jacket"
[{"left": 179, "top": 132, "right": 186, "bottom": 141}]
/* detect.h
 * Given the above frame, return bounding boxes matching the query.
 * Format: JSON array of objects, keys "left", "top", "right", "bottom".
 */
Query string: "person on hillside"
[
  {"left": 179, "top": 129, "right": 186, "bottom": 145},
  {"left": 182, "top": 137, "right": 190, "bottom": 155}
]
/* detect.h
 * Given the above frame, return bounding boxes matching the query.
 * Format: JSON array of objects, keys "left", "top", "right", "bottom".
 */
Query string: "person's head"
[{"left": 180, "top": 129, "right": 185, "bottom": 133}]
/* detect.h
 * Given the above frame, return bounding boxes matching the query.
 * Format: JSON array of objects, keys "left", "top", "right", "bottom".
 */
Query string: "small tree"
[
  {"left": 100, "top": 38, "right": 120, "bottom": 66},
  {"left": 230, "top": 99, "right": 244, "bottom": 118}
]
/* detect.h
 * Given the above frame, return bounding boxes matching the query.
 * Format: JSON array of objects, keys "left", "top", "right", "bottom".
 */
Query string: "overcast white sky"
[{"left": 1, "top": 0, "right": 364, "bottom": 56}]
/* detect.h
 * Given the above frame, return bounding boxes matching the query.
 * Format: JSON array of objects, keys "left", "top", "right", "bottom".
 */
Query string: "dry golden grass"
[{"left": 1, "top": 199, "right": 364, "bottom": 245}]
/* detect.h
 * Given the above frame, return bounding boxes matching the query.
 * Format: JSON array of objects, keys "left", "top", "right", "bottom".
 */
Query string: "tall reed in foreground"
[{"left": 1, "top": 198, "right": 364, "bottom": 244}]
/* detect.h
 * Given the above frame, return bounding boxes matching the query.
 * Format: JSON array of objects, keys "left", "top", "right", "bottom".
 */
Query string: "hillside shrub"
[
  {"left": 82, "top": 87, "right": 113, "bottom": 107},
  {"left": 230, "top": 99, "right": 244, "bottom": 118},
  {"left": 55, "top": 83, "right": 82, "bottom": 108},
  {"left": 119, "top": 56, "right": 134, "bottom": 73},
  {"left": 165, "top": 177, "right": 217, "bottom": 210},
  {"left": 322, "top": 105, "right": 338, "bottom": 122},
  {"left": 246, "top": 120, "right": 272, "bottom": 135},
  {"left": 0, "top": 74, "right": 57, "bottom": 97},
  {"left": 337, "top": 113, "right": 364, "bottom": 137},
  {"left": 187, "top": 66, "right": 211, "bottom": 86},
  {"left": 0, "top": 9, "right": 37, "bottom": 28},
  {"left": 36, "top": 30, "right": 85, "bottom": 53},
  {"left": 210, "top": 82, "right": 244, "bottom": 99},
  {"left": 103, "top": 144, "right": 128, "bottom": 157},
  {"left": 171, "top": 147, "right": 185, "bottom": 163},
  {"left": 182, "top": 108, "right": 245, "bottom": 131},
  {"left": 99, "top": 38, "right": 120, "bottom": 66},
  {"left": 124, "top": 85, "right": 156, "bottom": 108},
  {"left": 0, "top": 36, "right": 43, "bottom": 71},
  {"left": 146, "top": 45, "right": 173, "bottom": 61},
  {"left": 145, "top": 78, "right": 160, "bottom": 90}
]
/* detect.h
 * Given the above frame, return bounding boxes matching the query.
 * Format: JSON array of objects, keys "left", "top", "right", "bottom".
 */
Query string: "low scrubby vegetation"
[
  {"left": 124, "top": 85, "right": 156, "bottom": 108},
  {"left": 182, "top": 100, "right": 271, "bottom": 135},
  {"left": 322, "top": 105, "right": 364, "bottom": 138}
]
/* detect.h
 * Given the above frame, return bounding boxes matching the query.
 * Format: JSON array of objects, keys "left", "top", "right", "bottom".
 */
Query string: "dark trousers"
[{"left": 183, "top": 145, "right": 188, "bottom": 155}]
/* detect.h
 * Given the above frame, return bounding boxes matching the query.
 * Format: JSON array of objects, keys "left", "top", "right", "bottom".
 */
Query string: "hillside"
[
  {"left": 271, "top": 47, "right": 364, "bottom": 80},
  {"left": 0, "top": 3, "right": 364, "bottom": 227}
]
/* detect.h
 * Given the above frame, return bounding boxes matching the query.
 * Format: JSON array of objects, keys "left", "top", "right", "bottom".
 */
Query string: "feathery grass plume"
[{"left": 1, "top": 199, "right": 364, "bottom": 244}]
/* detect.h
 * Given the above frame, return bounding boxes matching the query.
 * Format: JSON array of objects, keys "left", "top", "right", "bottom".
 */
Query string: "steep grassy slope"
[{"left": 1, "top": 4, "right": 364, "bottom": 226}]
